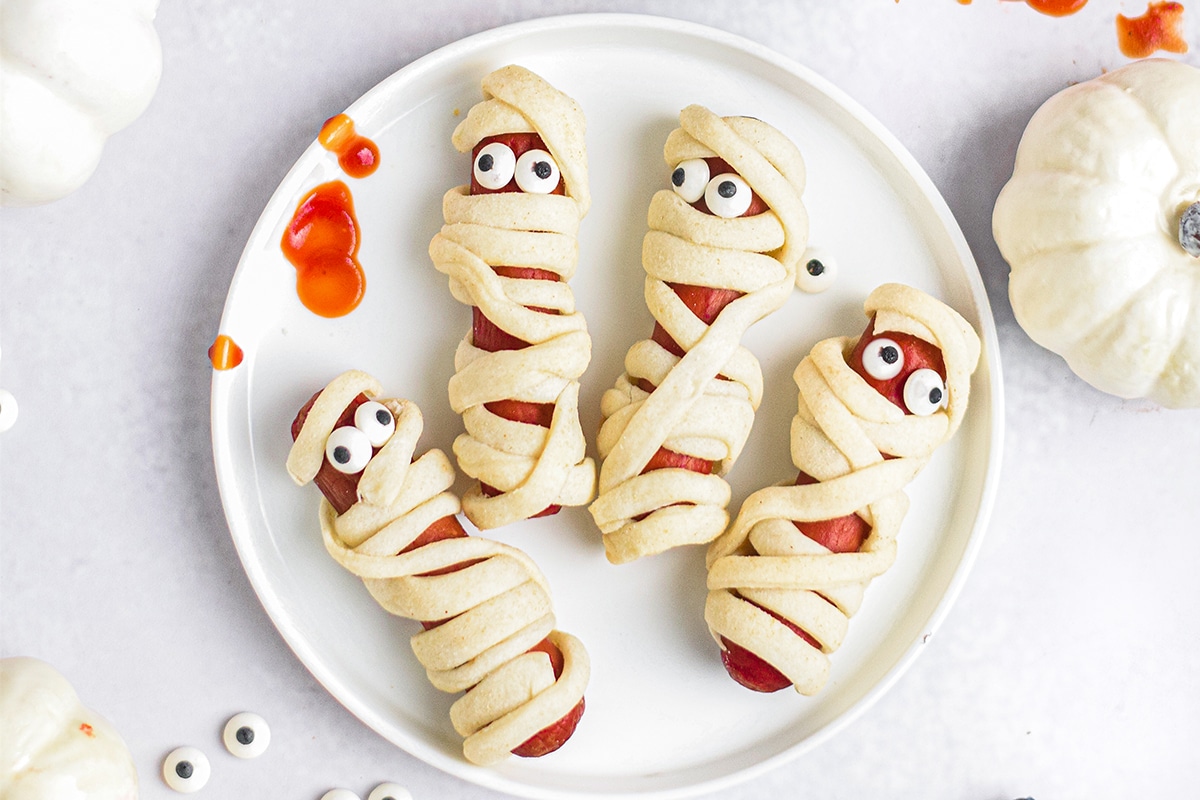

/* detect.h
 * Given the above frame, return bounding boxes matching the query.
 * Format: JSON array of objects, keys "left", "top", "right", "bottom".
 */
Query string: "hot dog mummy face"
[
  {"left": 705, "top": 284, "right": 981, "bottom": 696},
  {"left": 589, "top": 105, "right": 811, "bottom": 565},
  {"left": 286, "top": 370, "right": 589, "bottom": 764},
  {"left": 429, "top": 65, "right": 595, "bottom": 532}
]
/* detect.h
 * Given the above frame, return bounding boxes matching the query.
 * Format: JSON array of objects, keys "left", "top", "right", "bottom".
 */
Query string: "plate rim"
[{"left": 210, "top": 11, "right": 1005, "bottom": 799}]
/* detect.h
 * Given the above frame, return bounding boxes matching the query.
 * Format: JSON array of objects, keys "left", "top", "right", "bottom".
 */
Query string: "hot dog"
[
  {"left": 589, "top": 105, "right": 813, "bottom": 565},
  {"left": 429, "top": 65, "right": 594, "bottom": 530},
  {"left": 705, "top": 284, "right": 981, "bottom": 695},
  {"left": 286, "top": 370, "right": 588, "bottom": 764}
]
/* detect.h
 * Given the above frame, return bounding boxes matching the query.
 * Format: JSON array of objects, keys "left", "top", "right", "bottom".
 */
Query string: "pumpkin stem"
[{"left": 1182, "top": 202, "right": 1200, "bottom": 258}]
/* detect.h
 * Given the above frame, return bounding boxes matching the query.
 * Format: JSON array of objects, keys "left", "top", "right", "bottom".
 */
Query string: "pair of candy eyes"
[
  {"left": 671, "top": 159, "right": 756, "bottom": 218},
  {"left": 861, "top": 338, "right": 948, "bottom": 416},
  {"left": 325, "top": 401, "right": 395, "bottom": 474},
  {"left": 473, "top": 142, "right": 561, "bottom": 193}
]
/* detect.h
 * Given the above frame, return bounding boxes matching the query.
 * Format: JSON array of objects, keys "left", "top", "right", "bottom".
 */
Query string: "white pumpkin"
[
  {"left": 993, "top": 58, "right": 1200, "bottom": 409},
  {"left": 0, "top": 0, "right": 162, "bottom": 207},
  {"left": 0, "top": 657, "right": 138, "bottom": 799}
]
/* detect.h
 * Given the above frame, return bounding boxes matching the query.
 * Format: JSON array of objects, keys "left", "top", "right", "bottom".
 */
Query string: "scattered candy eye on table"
[
  {"left": 222, "top": 711, "right": 271, "bottom": 759},
  {"left": 162, "top": 746, "right": 211, "bottom": 793},
  {"left": 0, "top": 0, "right": 162, "bottom": 206}
]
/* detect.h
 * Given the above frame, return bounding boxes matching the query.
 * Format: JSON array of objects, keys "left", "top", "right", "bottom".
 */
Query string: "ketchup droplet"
[
  {"left": 1117, "top": 2, "right": 1189, "bottom": 57},
  {"left": 208, "top": 334, "right": 244, "bottom": 370},
  {"left": 319, "top": 114, "right": 380, "bottom": 179},
  {"left": 281, "top": 181, "right": 365, "bottom": 318},
  {"left": 1024, "top": 0, "right": 1089, "bottom": 16}
]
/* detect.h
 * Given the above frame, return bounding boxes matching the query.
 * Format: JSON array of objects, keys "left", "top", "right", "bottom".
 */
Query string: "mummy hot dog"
[
  {"left": 287, "top": 371, "right": 589, "bottom": 765},
  {"left": 429, "top": 65, "right": 595, "bottom": 530},
  {"left": 705, "top": 284, "right": 981, "bottom": 695},
  {"left": 589, "top": 106, "right": 813, "bottom": 565}
]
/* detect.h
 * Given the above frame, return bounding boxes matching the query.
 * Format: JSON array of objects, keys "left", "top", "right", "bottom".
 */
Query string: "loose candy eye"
[
  {"left": 670, "top": 158, "right": 709, "bottom": 203},
  {"left": 861, "top": 337, "right": 905, "bottom": 381},
  {"left": 368, "top": 784, "right": 414, "bottom": 800},
  {"left": 320, "top": 790, "right": 360, "bottom": 800},
  {"left": 704, "top": 173, "right": 753, "bottom": 218},
  {"left": 473, "top": 141, "right": 516, "bottom": 190},
  {"left": 325, "top": 425, "right": 372, "bottom": 474},
  {"left": 903, "top": 369, "right": 947, "bottom": 416},
  {"left": 795, "top": 248, "right": 838, "bottom": 294},
  {"left": 223, "top": 711, "right": 270, "bottom": 759},
  {"left": 514, "top": 148, "right": 560, "bottom": 193},
  {"left": 354, "top": 401, "right": 395, "bottom": 447},
  {"left": 162, "top": 746, "right": 210, "bottom": 793}
]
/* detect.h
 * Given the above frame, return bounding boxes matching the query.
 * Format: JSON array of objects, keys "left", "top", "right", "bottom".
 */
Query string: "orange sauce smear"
[
  {"left": 1117, "top": 2, "right": 1189, "bottom": 56},
  {"left": 281, "top": 181, "right": 365, "bottom": 318},
  {"left": 955, "top": 0, "right": 1089, "bottom": 14},
  {"left": 319, "top": 114, "right": 380, "bottom": 179},
  {"left": 208, "top": 334, "right": 244, "bottom": 370},
  {"left": 1025, "top": 0, "right": 1089, "bottom": 16}
]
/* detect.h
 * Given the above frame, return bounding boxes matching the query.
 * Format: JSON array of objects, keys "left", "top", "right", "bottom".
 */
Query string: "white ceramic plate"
[{"left": 211, "top": 13, "right": 1003, "bottom": 799}]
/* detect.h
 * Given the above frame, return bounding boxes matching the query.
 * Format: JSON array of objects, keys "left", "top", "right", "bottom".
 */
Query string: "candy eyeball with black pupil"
[
  {"left": 325, "top": 425, "right": 372, "bottom": 474},
  {"left": 514, "top": 148, "right": 560, "bottom": 193},
  {"left": 861, "top": 337, "right": 905, "bottom": 380},
  {"left": 795, "top": 247, "right": 838, "bottom": 294},
  {"left": 704, "top": 173, "right": 753, "bottom": 218},
  {"left": 903, "top": 368, "right": 947, "bottom": 416},
  {"left": 474, "top": 141, "right": 516, "bottom": 190},
  {"left": 163, "top": 746, "right": 210, "bottom": 793},
  {"left": 354, "top": 401, "right": 395, "bottom": 447},
  {"left": 368, "top": 783, "right": 414, "bottom": 800},
  {"left": 223, "top": 711, "right": 270, "bottom": 758},
  {"left": 670, "top": 158, "right": 709, "bottom": 203}
]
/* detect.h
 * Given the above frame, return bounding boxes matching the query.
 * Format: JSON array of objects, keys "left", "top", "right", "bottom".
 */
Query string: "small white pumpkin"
[
  {"left": 0, "top": 0, "right": 162, "bottom": 207},
  {"left": 0, "top": 657, "right": 138, "bottom": 799},
  {"left": 993, "top": 59, "right": 1200, "bottom": 408}
]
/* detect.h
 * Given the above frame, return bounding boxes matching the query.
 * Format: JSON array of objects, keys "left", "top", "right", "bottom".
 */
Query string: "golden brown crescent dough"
[
  {"left": 429, "top": 65, "right": 595, "bottom": 530},
  {"left": 590, "top": 105, "right": 810, "bottom": 564},
  {"left": 287, "top": 370, "right": 589, "bottom": 765},
  {"left": 705, "top": 284, "right": 981, "bottom": 695}
]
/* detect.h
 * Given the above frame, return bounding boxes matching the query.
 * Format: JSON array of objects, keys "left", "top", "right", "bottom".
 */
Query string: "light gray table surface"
[{"left": 2, "top": 2, "right": 1198, "bottom": 798}]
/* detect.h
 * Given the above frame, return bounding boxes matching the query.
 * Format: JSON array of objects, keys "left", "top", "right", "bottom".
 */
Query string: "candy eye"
[
  {"left": 162, "top": 747, "right": 210, "bottom": 793},
  {"left": 704, "top": 173, "right": 753, "bottom": 218},
  {"left": 473, "top": 141, "right": 516, "bottom": 190},
  {"left": 354, "top": 400, "right": 395, "bottom": 447},
  {"left": 223, "top": 712, "right": 270, "bottom": 759},
  {"left": 325, "top": 425, "right": 372, "bottom": 474},
  {"left": 368, "top": 784, "right": 414, "bottom": 800},
  {"left": 795, "top": 248, "right": 838, "bottom": 294},
  {"left": 514, "top": 148, "right": 560, "bottom": 193},
  {"left": 861, "top": 337, "right": 905, "bottom": 381},
  {"left": 670, "top": 158, "right": 709, "bottom": 203},
  {"left": 903, "top": 369, "right": 947, "bottom": 416}
]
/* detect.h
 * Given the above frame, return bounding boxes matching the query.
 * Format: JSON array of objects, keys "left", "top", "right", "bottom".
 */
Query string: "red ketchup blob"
[
  {"left": 719, "top": 319, "right": 948, "bottom": 693},
  {"left": 208, "top": 334, "right": 244, "bottom": 370},
  {"left": 1117, "top": 2, "right": 1189, "bottom": 57},
  {"left": 1025, "top": 0, "right": 1089, "bottom": 16},
  {"left": 290, "top": 391, "right": 584, "bottom": 756},
  {"left": 319, "top": 114, "right": 380, "bottom": 179},
  {"left": 281, "top": 181, "right": 365, "bottom": 318},
  {"left": 468, "top": 133, "right": 566, "bottom": 517}
]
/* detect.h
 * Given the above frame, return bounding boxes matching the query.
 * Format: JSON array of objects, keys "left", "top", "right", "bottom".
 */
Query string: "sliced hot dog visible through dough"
[{"left": 287, "top": 370, "right": 589, "bottom": 764}]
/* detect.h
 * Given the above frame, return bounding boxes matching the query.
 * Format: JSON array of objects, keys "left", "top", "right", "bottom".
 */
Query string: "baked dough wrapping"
[
  {"left": 287, "top": 370, "right": 590, "bottom": 765},
  {"left": 705, "top": 284, "right": 981, "bottom": 695},
  {"left": 590, "top": 105, "right": 810, "bottom": 564},
  {"left": 429, "top": 65, "right": 595, "bottom": 530}
]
